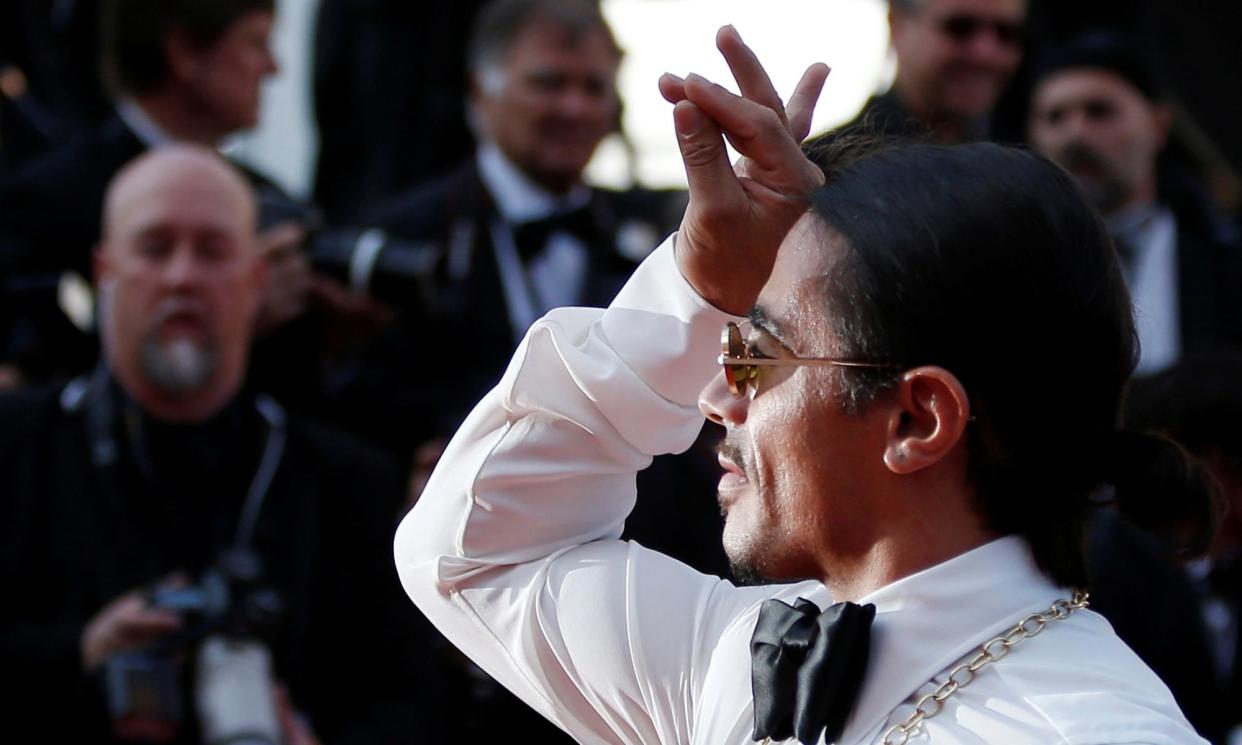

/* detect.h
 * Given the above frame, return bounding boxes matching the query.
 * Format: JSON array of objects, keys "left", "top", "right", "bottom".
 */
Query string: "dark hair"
[
  {"left": 467, "top": 0, "right": 621, "bottom": 74},
  {"left": 1126, "top": 353, "right": 1242, "bottom": 475},
  {"left": 1119, "top": 353, "right": 1242, "bottom": 548},
  {"left": 804, "top": 139, "right": 1217, "bottom": 587},
  {"left": 102, "top": 0, "right": 275, "bottom": 96}
]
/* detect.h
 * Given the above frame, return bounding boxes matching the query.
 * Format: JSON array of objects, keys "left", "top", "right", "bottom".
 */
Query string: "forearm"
[{"left": 394, "top": 236, "right": 729, "bottom": 583}]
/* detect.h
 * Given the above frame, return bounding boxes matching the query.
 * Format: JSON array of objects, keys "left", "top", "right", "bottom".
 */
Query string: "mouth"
[
  {"left": 149, "top": 300, "right": 211, "bottom": 344},
  {"left": 157, "top": 312, "right": 207, "bottom": 339},
  {"left": 716, "top": 454, "right": 749, "bottom": 511}
]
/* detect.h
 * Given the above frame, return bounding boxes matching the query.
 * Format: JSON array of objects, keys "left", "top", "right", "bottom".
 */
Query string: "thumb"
[{"left": 674, "top": 100, "right": 740, "bottom": 205}]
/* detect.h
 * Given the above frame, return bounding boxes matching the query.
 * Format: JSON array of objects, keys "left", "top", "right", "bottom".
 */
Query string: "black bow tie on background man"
[
  {"left": 750, "top": 598, "right": 876, "bottom": 745},
  {"left": 511, "top": 205, "right": 600, "bottom": 261}
]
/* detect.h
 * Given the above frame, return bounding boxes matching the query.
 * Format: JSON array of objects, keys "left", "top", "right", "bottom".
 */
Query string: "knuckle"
[
  {"left": 755, "top": 107, "right": 784, "bottom": 132},
  {"left": 679, "top": 137, "right": 723, "bottom": 169}
]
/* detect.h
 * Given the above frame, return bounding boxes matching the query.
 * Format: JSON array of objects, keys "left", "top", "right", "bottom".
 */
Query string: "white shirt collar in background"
[
  {"left": 476, "top": 142, "right": 590, "bottom": 223},
  {"left": 116, "top": 100, "right": 176, "bottom": 148}
]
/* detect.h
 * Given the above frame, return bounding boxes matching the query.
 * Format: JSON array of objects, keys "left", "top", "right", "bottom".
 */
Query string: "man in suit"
[
  {"left": 362, "top": 0, "right": 681, "bottom": 430},
  {"left": 0, "top": 0, "right": 311, "bottom": 383},
  {"left": 1027, "top": 32, "right": 1242, "bottom": 375},
  {"left": 831, "top": 0, "right": 1026, "bottom": 144}
]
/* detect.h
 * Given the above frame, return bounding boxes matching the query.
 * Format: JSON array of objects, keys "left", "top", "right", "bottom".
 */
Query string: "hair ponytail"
[{"left": 1102, "top": 430, "right": 1223, "bottom": 557}]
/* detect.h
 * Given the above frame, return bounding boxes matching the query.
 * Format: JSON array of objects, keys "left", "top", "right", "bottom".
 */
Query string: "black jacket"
[
  {"left": 346, "top": 159, "right": 685, "bottom": 443},
  {"left": 0, "top": 375, "right": 444, "bottom": 744}
]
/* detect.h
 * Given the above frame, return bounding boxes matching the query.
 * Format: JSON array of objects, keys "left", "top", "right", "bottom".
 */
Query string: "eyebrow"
[{"left": 748, "top": 305, "right": 796, "bottom": 351}]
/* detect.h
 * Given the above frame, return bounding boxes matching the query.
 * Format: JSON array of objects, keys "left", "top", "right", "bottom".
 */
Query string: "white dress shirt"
[
  {"left": 1108, "top": 204, "right": 1181, "bottom": 375},
  {"left": 395, "top": 236, "right": 1205, "bottom": 745},
  {"left": 477, "top": 143, "right": 592, "bottom": 337}
]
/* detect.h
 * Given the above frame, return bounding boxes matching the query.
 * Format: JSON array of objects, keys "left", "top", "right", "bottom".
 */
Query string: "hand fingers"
[
  {"left": 120, "top": 611, "right": 183, "bottom": 638},
  {"left": 682, "top": 75, "right": 806, "bottom": 175},
  {"left": 674, "top": 100, "right": 743, "bottom": 206},
  {"left": 259, "top": 221, "right": 307, "bottom": 260},
  {"left": 275, "top": 685, "right": 322, "bottom": 745},
  {"left": 658, "top": 72, "right": 687, "bottom": 104},
  {"left": 716, "top": 25, "right": 787, "bottom": 128},
  {"left": 787, "top": 63, "right": 830, "bottom": 142},
  {"left": 108, "top": 597, "right": 182, "bottom": 644}
]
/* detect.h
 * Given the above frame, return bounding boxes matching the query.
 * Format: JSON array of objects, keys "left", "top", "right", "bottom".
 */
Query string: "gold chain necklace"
[
  {"left": 879, "top": 592, "right": 1089, "bottom": 745},
  {"left": 758, "top": 592, "right": 1090, "bottom": 745}
]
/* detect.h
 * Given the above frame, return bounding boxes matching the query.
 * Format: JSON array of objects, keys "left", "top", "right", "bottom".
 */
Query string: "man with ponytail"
[{"left": 395, "top": 26, "right": 1213, "bottom": 745}]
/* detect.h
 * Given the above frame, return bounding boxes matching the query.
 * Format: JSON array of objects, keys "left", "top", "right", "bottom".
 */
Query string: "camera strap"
[{"left": 62, "top": 368, "right": 288, "bottom": 568}]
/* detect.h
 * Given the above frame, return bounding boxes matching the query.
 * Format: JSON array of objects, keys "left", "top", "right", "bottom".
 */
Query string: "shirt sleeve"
[{"left": 394, "top": 235, "right": 775, "bottom": 745}]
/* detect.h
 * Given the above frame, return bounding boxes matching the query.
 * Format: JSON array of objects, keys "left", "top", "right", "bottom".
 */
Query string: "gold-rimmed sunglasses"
[{"left": 718, "top": 321, "right": 900, "bottom": 398}]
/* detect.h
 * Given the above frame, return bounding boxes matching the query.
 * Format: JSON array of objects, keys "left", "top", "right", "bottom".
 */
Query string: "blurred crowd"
[{"left": 0, "top": 0, "right": 1239, "bottom": 743}]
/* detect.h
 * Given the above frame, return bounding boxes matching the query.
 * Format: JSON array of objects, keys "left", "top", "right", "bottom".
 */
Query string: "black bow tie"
[
  {"left": 750, "top": 598, "right": 876, "bottom": 745},
  {"left": 511, "top": 206, "right": 598, "bottom": 261}
]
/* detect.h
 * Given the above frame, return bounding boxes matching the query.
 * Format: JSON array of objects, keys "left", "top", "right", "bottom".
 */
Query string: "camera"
[
  {"left": 256, "top": 186, "right": 439, "bottom": 310},
  {"left": 105, "top": 549, "right": 285, "bottom": 744}
]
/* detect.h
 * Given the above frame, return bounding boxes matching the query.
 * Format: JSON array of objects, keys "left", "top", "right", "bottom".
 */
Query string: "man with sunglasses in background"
[{"left": 833, "top": 0, "right": 1025, "bottom": 144}]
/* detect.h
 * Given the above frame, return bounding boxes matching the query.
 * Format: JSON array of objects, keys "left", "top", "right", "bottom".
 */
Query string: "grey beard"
[{"left": 141, "top": 336, "right": 218, "bottom": 394}]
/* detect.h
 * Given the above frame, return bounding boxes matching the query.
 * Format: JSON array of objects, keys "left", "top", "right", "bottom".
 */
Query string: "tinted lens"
[
  {"left": 994, "top": 21, "right": 1024, "bottom": 46},
  {"left": 939, "top": 15, "right": 1023, "bottom": 47},
  {"left": 722, "top": 323, "right": 752, "bottom": 397},
  {"left": 940, "top": 15, "right": 980, "bottom": 42}
]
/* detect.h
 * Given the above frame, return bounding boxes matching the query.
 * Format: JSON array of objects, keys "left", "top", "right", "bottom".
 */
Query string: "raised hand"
[{"left": 659, "top": 26, "right": 828, "bottom": 315}]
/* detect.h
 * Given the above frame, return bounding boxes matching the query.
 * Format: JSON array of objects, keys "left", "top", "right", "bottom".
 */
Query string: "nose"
[
  {"left": 1053, "top": 108, "right": 1091, "bottom": 147},
  {"left": 556, "top": 85, "right": 593, "bottom": 119},
  {"left": 699, "top": 370, "right": 748, "bottom": 427},
  {"left": 162, "top": 243, "right": 200, "bottom": 288},
  {"left": 965, "top": 26, "right": 1017, "bottom": 68}
]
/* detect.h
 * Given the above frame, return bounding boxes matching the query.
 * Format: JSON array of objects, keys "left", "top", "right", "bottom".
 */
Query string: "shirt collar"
[
  {"left": 476, "top": 142, "right": 590, "bottom": 223},
  {"left": 116, "top": 99, "right": 177, "bottom": 148},
  {"left": 839, "top": 535, "right": 1066, "bottom": 742}
]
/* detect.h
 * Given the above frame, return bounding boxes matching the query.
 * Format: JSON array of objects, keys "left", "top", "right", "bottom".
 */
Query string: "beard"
[
  {"left": 716, "top": 434, "right": 775, "bottom": 586},
  {"left": 141, "top": 333, "right": 218, "bottom": 394},
  {"left": 728, "top": 557, "right": 773, "bottom": 587},
  {"left": 1056, "top": 142, "right": 1130, "bottom": 214}
]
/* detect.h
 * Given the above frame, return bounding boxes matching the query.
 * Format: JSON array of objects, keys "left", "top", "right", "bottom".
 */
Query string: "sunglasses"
[
  {"left": 936, "top": 14, "right": 1024, "bottom": 47},
  {"left": 718, "top": 321, "right": 899, "bottom": 399}
]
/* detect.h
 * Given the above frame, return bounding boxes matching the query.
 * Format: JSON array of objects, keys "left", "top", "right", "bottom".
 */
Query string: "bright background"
[{"left": 228, "top": 0, "right": 894, "bottom": 196}]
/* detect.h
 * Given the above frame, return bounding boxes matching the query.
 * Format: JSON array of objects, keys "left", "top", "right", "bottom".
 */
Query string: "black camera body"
[
  {"left": 256, "top": 184, "right": 438, "bottom": 310},
  {"left": 148, "top": 549, "right": 283, "bottom": 645},
  {"left": 105, "top": 549, "right": 284, "bottom": 744}
]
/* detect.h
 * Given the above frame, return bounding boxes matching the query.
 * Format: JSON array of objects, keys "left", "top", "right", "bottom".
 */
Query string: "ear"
[
  {"left": 888, "top": 6, "right": 908, "bottom": 47},
  {"left": 1150, "top": 102, "right": 1174, "bottom": 151},
  {"left": 882, "top": 366, "right": 970, "bottom": 475},
  {"left": 250, "top": 245, "right": 270, "bottom": 292},
  {"left": 92, "top": 244, "right": 110, "bottom": 286},
  {"left": 465, "top": 69, "right": 496, "bottom": 138},
  {"left": 164, "top": 29, "right": 200, "bottom": 84}
]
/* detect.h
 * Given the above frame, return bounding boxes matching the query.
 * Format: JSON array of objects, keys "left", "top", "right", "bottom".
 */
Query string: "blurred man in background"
[
  {"left": 834, "top": 0, "right": 1026, "bottom": 143},
  {"left": 0, "top": 145, "right": 439, "bottom": 745},
  {"left": 362, "top": 0, "right": 681, "bottom": 433},
  {"left": 0, "top": 0, "right": 311, "bottom": 385},
  {"left": 1028, "top": 32, "right": 1242, "bottom": 375}
]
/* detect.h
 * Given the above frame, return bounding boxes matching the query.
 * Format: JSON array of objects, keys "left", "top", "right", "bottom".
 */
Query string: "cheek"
[
  {"left": 504, "top": 95, "right": 546, "bottom": 138},
  {"left": 749, "top": 378, "right": 820, "bottom": 504}
]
